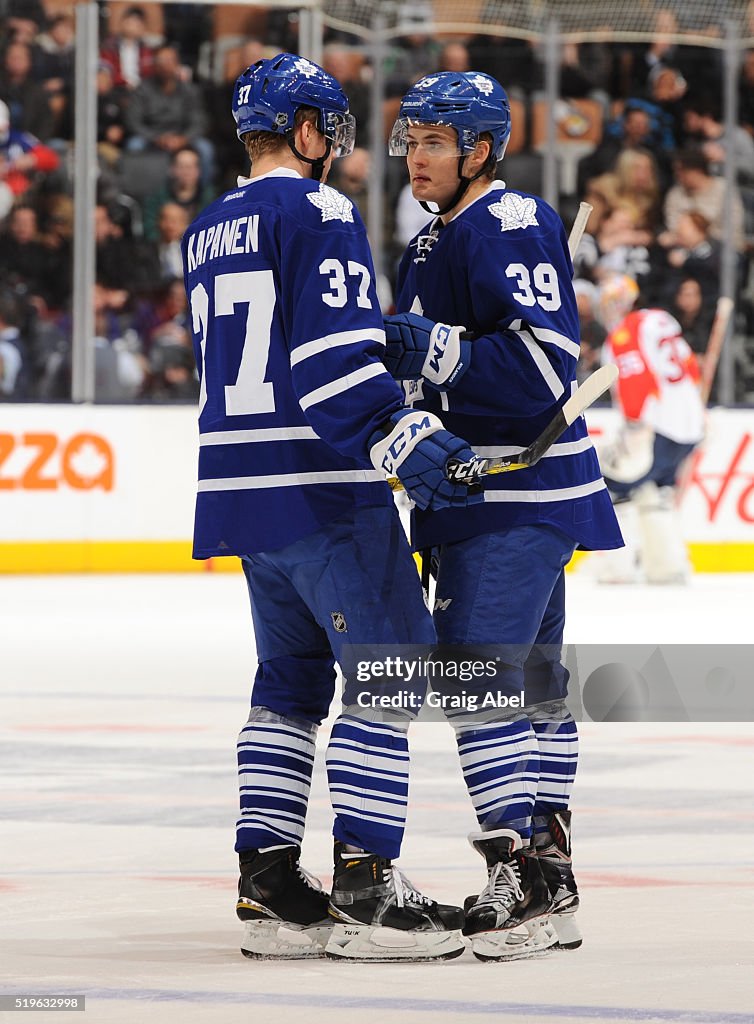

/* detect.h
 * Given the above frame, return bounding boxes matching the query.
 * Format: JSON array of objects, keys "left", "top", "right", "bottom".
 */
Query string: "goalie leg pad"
[
  {"left": 636, "top": 482, "right": 690, "bottom": 584},
  {"left": 594, "top": 499, "right": 640, "bottom": 584}
]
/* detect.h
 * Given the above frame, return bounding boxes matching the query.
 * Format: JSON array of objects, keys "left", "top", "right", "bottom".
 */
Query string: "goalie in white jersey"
[{"left": 597, "top": 273, "right": 705, "bottom": 583}]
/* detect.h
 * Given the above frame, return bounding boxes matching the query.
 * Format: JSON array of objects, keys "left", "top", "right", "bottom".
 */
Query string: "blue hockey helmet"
[
  {"left": 389, "top": 72, "right": 511, "bottom": 162},
  {"left": 232, "top": 52, "right": 355, "bottom": 158}
]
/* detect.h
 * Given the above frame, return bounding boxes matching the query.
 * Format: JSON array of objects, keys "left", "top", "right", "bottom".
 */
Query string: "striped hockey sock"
[
  {"left": 326, "top": 714, "right": 410, "bottom": 860},
  {"left": 455, "top": 716, "right": 539, "bottom": 840},
  {"left": 235, "top": 707, "right": 316, "bottom": 852},
  {"left": 529, "top": 704, "right": 579, "bottom": 841}
]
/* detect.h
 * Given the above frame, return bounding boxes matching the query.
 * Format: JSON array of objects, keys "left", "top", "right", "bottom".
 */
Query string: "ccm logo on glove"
[
  {"left": 426, "top": 323, "right": 465, "bottom": 385},
  {"left": 369, "top": 411, "right": 443, "bottom": 476}
]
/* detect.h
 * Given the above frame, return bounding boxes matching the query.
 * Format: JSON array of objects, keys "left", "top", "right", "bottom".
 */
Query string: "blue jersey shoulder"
[
  {"left": 192, "top": 176, "right": 361, "bottom": 233},
  {"left": 457, "top": 185, "right": 563, "bottom": 241}
]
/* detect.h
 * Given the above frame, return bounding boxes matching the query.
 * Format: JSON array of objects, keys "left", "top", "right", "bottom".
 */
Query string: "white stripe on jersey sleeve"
[
  {"left": 512, "top": 329, "right": 565, "bottom": 399},
  {"left": 299, "top": 362, "right": 390, "bottom": 411},
  {"left": 200, "top": 426, "right": 319, "bottom": 446},
  {"left": 291, "top": 328, "right": 386, "bottom": 366},
  {"left": 509, "top": 319, "right": 581, "bottom": 360},
  {"left": 198, "top": 468, "right": 383, "bottom": 491}
]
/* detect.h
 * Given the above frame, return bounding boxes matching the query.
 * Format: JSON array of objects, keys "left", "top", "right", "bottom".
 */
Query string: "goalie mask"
[
  {"left": 232, "top": 53, "right": 356, "bottom": 180},
  {"left": 598, "top": 274, "right": 640, "bottom": 333},
  {"left": 390, "top": 72, "right": 511, "bottom": 215}
]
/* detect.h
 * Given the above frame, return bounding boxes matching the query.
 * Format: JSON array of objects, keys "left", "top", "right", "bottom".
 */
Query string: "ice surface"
[{"left": 1, "top": 573, "right": 753, "bottom": 1023}]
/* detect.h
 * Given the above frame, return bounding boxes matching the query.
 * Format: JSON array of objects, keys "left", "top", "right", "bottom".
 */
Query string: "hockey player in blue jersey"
[
  {"left": 384, "top": 72, "right": 623, "bottom": 960},
  {"left": 183, "top": 54, "right": 483, "bottom": 962}
]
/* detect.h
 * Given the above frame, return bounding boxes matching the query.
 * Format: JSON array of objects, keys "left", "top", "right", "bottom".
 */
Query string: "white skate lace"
[
  {"left": 297, "top": 864, "right": 323, "bottom": 892},
  {"left": 385, "top": 866, "right": 433, "bottom": 909},
  {"left": 476, "top": 861, "right": 524, "bottom": 910}
]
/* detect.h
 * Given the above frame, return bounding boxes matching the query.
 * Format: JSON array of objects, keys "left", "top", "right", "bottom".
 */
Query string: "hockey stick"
[
  {"left": 674, "top": 295, "right": 735, "bottom": 508},
  {"left": 568, "top": 201, "right": 593, "bottom": 261},
  {"left": 388, "top": 363, "right": 618, "bottom": 491},
  {"left": 699, "top": 295, "right": 734, "bottom": 405}
]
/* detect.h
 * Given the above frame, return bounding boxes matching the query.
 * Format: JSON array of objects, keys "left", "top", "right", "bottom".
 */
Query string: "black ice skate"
[
  {"left": 536, "top": 810, "right": 582, "bottom": 949},
  {"left": 463, "top": 828, "right": 558, "bottom": 961},
  {"left": 325, "top": 843, "right": 465, "bottom": 961},
  {"left": 236, "top": 845, "right": 331, "bottom": 959}
]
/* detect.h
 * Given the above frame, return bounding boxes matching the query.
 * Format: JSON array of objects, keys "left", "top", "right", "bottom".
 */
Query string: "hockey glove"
[
  {"left": 383, "top": 312, "right": 472, "bottom": 389},
  {"left": 369, "top": 410, "right": 484, "bottom": 511}
]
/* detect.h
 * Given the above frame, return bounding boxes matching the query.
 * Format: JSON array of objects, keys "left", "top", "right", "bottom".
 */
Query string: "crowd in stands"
[{"left": 0, "top": 0, "right": 753, "bottom": 403}]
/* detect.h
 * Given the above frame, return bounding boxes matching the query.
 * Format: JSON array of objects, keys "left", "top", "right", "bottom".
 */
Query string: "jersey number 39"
[{"left": 505, "top": 262, "right": 561, "bottom": 311}]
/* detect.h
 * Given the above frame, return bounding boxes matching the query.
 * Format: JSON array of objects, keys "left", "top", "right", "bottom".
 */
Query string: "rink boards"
[{"left": 1, "top": 404, "right": 754, "bottom": 573}]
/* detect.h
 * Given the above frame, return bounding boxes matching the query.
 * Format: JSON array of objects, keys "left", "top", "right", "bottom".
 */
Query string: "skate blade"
[
  {"left": 471, "top": 917, "right": 558, "bottom": 962},
  {"left": 325, "top": 923, "right": 466, "bottom": 962},
  {"left": 240, "top": 919, "right": 331, "bottom": 960},
  {"left": 552, "top": 911, "right": 582, "bottom": 950}
]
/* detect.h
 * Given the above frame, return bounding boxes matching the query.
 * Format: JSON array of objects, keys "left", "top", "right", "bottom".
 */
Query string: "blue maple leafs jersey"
[
  {"left": 183, "top": 169, "right": 406, "bottom": 557},
  {"left": 395, "top": 181, "right": 622, "bottom": 551}
]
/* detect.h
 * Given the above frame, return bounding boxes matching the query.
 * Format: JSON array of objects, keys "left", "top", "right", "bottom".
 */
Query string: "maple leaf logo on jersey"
[
  {"left": 488, "top": 194, "right": 539, "bottom": 232},
  {"left": 307, "top": 185, "right": 354, "bottom": 223},
  {"left": 470, "top": 74, "right": 494, "bottom": 95},
  {"left": 294, "top": 58, "right": 318, "bottom": 78}
]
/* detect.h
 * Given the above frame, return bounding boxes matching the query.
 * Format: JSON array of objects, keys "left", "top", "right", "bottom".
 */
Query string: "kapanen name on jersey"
[{"left": 185, "top": 214, "right": 260, "bottom": 272}]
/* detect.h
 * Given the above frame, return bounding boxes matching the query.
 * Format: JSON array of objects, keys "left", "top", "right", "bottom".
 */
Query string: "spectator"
[
  {"left": 163, "top": 2, "right": 211, "bottom": 71},
  {"left": 154, "top": 201, "right": 189, "bottom": 282},
  {"left": 4, "top": 2, "right": 44, "bottom": 46},
  {"left": 90, "top": 283, "right": 145, "bottom": 402},
  {"left": 643, "top": 65, "right": 687, "bottom": 150},
  {"left": 145, "top": 338, "right": 198, "bottom": 401},
  {"left": 125, "top": 44, "right": 214, "bottom": 184},
  {"left": 683, "top": 96, "right": 754, "bottom": 185},
  {"left": 0, "top": 288, "right": 25, "bottom": 399},
  {"left": 0, "top": 41, "right": 55, "bottom": 141},
  {"left": 670, "top": 276, "right": 715, "bottom": 361},
  {"left": 100, "top": 5, "right": 156, "bottom": 91},
  {"left": 664, "top": 211, "right": 721, "bottom": 297},
  {"left": 592, "top": 203, "right": 653, "bottom": 282},
  {"left": 560, "top": 41, "right": 612, "bottom": 100},
  {"left": 468, "top": 5, "right": 537, "bottom": 97},
  {"left": 95, "top": 202, "right": 156, "bottom": 294},
  {"left": 206, "top": 39, "right": 266, "bottom": 192},
  {"left": 624, "top": 8, "right": 680, "bottom": 96},
  {"left": 134, "top": 276, "right": 190, "bottom": 354},
  {"left": 330, "top": 146, "right": 370, "bottom": 223},
  {"left": 39, "top": 192, "right": 74, "bottom": 311},
  {"left": 96, "top": 60, "right": 130, "bottom": 167},
  {"left": 440, "top": 42, "right": 471, "bottom": 73},
  {"left": 34, "top": 13, "right": 76, "bottom": 141},
  {"left": 322, "top": 46, "right": 371, "bottom": 142},
  {"left": 662, "top": 146, "right": 745, "bottom": 252},
  {"left": 578, "top": 104, "right": 662, "bottom": 194},
  {"left": 0, "top": 98, "right": 60, "bottom": 200},
  {"left": 0, "top": 204, "right": 57, "bottom": 307},
  {"left": 141, "top": 145, "right": 214, "bottom": 241},
  {"left": 588, "top": 147, "right": 662, "bottom": 230}
]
